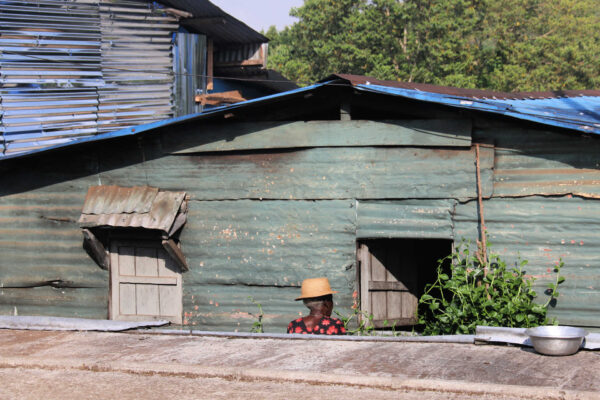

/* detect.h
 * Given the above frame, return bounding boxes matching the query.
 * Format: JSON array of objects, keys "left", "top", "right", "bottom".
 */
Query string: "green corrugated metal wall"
[{"left": 1, "top": 118, "right": 600, "bottom": 331}]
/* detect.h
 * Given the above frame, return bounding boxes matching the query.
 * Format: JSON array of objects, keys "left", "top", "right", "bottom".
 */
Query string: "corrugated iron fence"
[{"left": 0, "top": 0, "right": 178, "bottom": 155}]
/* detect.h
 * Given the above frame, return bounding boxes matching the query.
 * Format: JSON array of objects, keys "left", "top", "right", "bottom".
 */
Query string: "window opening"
[{"left": 358, "top": 238, "right": 452, "bottom": 329}]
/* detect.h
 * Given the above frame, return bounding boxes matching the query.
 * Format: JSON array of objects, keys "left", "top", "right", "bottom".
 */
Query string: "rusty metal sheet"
[
  {"left": 180, "top": 199, "right": 357, "bottom": 331},
  {"left": 454, "top": 196, "right": 600, "bottom": 328},
  {"left": 357, "top": 200, "right": 457, "bottom": 239},
  {"left": 79, "top": 185, "right": 185, "bottom": 233},
  {"left": 476, "top": 126, "right": 600, "bottom": 198},
  {"left": 81, "top": 185, "right": 158, "bottom": 215},
  {"left": 102, "top": 146, "right": 493, "bottom": 202}
]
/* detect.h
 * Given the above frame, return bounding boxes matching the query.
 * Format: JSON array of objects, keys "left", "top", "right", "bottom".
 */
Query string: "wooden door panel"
[
  {"left": 369, "top": 248, "right": 388, "bottom": 321},
  {"left": 119, "top": 283, "right": 136, "bottom": 315},
  {"left": 136, "top": 247, "right": 159, "bottom": 276},
  {"left": 158, "top": 254, "right": 178, "bottom": 277},
  {"left": 361, "top": 240, "right": 419, "bottom": 327},
  {"left": 110, "top": 240, "right": 183, "bottom": 324},
  {"left": 159, "top": 285, "right": 180, "bottom": 316},
  {"left": 136, "top": 284, "right": 160, "bottom": 315},
  {"left": 118, "top": 247, "right": 136, "bottom": 276}
]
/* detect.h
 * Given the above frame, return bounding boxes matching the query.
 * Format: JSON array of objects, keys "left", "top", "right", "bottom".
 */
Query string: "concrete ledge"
[{"left": 0, "top": 355, "right": 596, "bottom": 400}]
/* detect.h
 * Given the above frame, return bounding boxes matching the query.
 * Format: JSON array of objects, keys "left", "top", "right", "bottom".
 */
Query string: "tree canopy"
[{"left": 265, "top": 0, "right": 600, "bottom": 91}]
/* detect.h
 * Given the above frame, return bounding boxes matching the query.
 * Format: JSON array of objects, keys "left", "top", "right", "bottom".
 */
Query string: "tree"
[{"left": 266, "top": 0, "right": 600, "bottom": 91}]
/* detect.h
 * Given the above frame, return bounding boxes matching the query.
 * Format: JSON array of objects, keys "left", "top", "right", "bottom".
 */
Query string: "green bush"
[{"left": 417, "top": 240, "right": 564, "bottom": 335}]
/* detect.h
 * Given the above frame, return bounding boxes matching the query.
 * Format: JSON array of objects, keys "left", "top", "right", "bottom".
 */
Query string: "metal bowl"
[{"left": 526, "top": 326, "right": 588, "bottom": 356}]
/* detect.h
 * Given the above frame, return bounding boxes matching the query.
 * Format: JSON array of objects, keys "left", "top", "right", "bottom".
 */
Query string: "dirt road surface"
[{"left": 0, "top": 330, "right": 597, "bottom": 400}]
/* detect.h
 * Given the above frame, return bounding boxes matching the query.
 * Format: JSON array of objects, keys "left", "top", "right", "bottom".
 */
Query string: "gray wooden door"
[
  {"left": 109, "top": 241, "right": 182, "bottom": 324},
  {"left": 359, "top": 241, "right": 418, "bottom": 328}
]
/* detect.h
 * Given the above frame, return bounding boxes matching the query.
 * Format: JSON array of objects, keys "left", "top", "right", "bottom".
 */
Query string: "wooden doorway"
[
  {"left": 109, "top": 240, "right": 183, "bottom": 324},
  {"left": 358, "top": 239, "right": 451, "bottom": 328}
]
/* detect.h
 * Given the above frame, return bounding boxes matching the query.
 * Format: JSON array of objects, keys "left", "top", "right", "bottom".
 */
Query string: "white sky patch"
[{"left": 210, "top": 0, "right": 303, "bottom": 32}]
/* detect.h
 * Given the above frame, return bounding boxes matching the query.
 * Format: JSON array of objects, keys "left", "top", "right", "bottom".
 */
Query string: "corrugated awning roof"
[
  {"left": 3, "top": 76, "right": 600, "bottom": 161},
  {"left": 79, "top": 185, "right": 187, "bottom": 235}
]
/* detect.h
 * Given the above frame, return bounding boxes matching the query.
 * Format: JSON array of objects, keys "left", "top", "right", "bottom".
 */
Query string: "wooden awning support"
[
  {"left": 162, "top": 239, "right": 189, "bottom": 272},
  {"left": 82, "top": 228, "right": 109, "bottom": 270}
]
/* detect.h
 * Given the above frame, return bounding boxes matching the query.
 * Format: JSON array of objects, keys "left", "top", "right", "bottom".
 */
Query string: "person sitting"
[{"left": 287, "top": 277, "right": 346, "bottom": 335}]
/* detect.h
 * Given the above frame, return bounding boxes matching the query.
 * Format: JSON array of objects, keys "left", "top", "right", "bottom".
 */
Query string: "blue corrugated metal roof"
[
  {"left": 2, "top": 78, "right": 600, "bottom": 161},
  {"left": 356, "top": 84, "right": 600, "bottom": 135}
]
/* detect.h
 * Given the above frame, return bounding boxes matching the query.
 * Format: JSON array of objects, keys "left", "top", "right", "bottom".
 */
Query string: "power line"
[{"left": 0, "top": 50, "right": 317, "bottom": 86}]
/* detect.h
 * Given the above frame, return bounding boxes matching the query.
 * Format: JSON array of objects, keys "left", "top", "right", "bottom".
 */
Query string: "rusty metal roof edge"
[{"left": 325, "top": 74, "right": 600, "bottom": 100}]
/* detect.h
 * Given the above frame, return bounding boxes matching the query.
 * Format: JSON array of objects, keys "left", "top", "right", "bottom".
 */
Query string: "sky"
[{"left": 210, "top": 0, "right": 304, "bottom": 32}]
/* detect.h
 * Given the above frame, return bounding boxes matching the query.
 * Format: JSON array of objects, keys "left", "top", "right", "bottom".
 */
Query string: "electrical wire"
[{"left": 0, "top": 49, "right": 317, "bottom": 86}]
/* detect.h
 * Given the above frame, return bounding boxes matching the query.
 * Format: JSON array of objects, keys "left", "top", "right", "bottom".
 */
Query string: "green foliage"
[
  {"left": 417, "top": 241, "right": 565, "bottom": 335},
  {"left": 248, "top": 296, "right": 264, "bottom": 333},
  {"left": 334, "top": 307, "right": 376, "bottom": 335},
  {"left": 266, "top": 0, "right": 600, "bottom": 91}
]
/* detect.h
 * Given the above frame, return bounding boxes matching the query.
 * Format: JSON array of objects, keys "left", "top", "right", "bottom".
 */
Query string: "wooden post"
[{"left": 475, "top": 143, "right": 487, "bottom": 272}]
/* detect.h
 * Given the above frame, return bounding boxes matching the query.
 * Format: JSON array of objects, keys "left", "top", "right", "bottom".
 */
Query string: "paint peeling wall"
[{"left": 2, "top": 117, "right": 600, "bottom": 331}]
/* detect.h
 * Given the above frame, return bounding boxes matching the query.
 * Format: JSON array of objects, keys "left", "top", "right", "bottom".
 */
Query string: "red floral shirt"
[{"left": 287, "top": 316, "right": 346, "bottom": 335}]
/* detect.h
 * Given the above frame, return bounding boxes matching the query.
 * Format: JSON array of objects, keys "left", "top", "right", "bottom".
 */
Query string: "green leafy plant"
[
  {"left": 417, "top": 240, "right": 565, "bottom": 335},
  {"left": 334, "top": 307, "right": 376, "bottom": 336},
  {"left": 248, "top": 296, "right": 264, "bottom": 333}
]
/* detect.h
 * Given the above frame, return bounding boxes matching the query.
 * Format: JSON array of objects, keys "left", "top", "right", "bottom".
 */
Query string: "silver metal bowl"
[{"left": 526, "top": 326, "right": 588, "bottom": 356}]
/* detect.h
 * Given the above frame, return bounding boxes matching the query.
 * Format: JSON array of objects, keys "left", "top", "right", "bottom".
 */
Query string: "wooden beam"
[
  {"left": 195, "top": 90, "right": 246, "bottom": 105},
  {"left": 369, "top": 281, "right": 409, "bottom": 291},
  {"left": 162, "top": 239, "right": 189, "bottom": 272},
  {"left": 162, "top": 119, "right": 473, "bottom": 154},
  {"left": 184, "top": 17, "right": 227, "bottom": 25},
  {"left": 82, "top": 229, "right": 109, "bottom": 270}
]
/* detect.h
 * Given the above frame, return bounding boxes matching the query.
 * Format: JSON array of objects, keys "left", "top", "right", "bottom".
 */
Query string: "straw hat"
[{"left": 295, "top": 277, "right": 338, "bottom": 301}]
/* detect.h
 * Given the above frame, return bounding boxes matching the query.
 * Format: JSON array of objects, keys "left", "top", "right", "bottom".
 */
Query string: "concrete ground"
[{"left": 0, "top": 330, "right": 598, "bottom": 399}]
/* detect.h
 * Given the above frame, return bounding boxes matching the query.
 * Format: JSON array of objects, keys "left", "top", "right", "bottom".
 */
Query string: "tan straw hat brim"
[{"left": 295, "top": 277, "right": 338, "bottom": 300}]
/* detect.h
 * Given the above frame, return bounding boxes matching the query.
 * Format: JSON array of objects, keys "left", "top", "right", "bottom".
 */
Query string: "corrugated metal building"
[
  {"left": 1, "top": 75, "right": 600, "bottom": 332},
  {"left": 0, "top": 0, "right": 282, "bottom": 157}
]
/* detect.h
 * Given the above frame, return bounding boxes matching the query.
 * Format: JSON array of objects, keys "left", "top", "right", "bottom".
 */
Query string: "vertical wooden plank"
[
  {"left": 159, "top": 286, "right": 179, "bottom": 316},
  {"left": 370, "top": 245, "right": 388, "bottom": 321},
  {"left": 109, "top": 243, "right": 120, "bottom": 320},
  {"left": 118, "top": 246, "right": 135, "bottom": 276},
  {"left": 359, "top": 244, "right": 370, "bottom": 317},
  {"left": 401, "top": 241, "right": 418, "bottom": 319},
  {"left": 119, "top": 283, "right": 136, "bottom": 315},
  {"left": 136, "top": 247, "right": 158, "bottom": 276},
  {"left": 385, "top": 246, "right": 403, "bottom": 321},
  {"left": 157, "top": 249, "right": 178, "bottom": 277},
  {"left": 136, "top": 284, "right": 160, "bottom": 315}
]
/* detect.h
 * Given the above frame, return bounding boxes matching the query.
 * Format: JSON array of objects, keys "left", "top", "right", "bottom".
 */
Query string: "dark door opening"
[{"left": 357, "top": 238, "right": 452, "bottom": 329}]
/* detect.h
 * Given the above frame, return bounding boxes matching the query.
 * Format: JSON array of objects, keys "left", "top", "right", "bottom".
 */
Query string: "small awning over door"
[
  {"left": 79, "top": 185, "right": 187, "bottom": 235},
  {"left": 78, "top": 185, "right": 189, "bottom": 271}
]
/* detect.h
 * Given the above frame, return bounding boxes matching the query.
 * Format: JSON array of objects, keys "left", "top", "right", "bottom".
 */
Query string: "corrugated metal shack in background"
[
  {"left": 0, "top": 0, "right": 278, "bottom": 156},
  {"left": 1, "top": 77, "right": 600, "bottom": 332}
]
